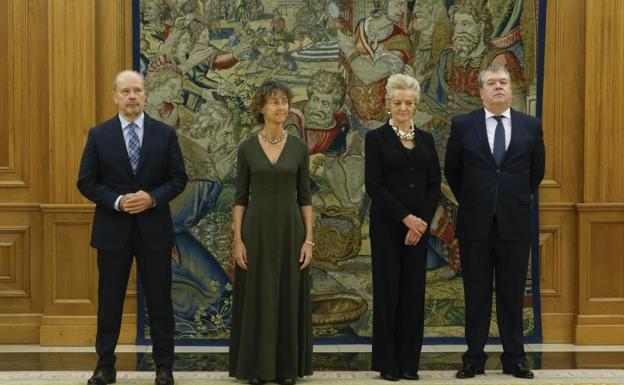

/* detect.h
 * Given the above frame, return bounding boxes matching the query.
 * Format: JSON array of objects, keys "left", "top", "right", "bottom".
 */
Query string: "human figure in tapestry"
[{"left": 138, "top": 0, "right": 542, "bottom": 343}]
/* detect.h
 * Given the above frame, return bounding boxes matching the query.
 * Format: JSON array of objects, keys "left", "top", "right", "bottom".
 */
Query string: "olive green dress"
[{"left": 229, "top": 134, "right": 313, "bottom": 381}]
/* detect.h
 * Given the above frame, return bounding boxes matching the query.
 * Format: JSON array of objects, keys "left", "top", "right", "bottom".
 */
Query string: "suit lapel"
[
  {"left": 502, "top": 108, "right": 523, "bottom": 165},
  {"left": 471, "top": 109, "right": 497, "bottom": 166},
  {"left": 136, "top": 114, "right": 154, "bottom": 175},
  {"left": 112, "top": 117, "right": 135, "bottom": 177}
]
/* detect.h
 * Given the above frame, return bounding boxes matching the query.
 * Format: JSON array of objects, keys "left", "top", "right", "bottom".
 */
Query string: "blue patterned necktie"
[
  {"left": 127, "top": 122, "right": 140, "bottom": 174},
  {"left": 492, "top": 115, "right": 506, "bottom": 165}
]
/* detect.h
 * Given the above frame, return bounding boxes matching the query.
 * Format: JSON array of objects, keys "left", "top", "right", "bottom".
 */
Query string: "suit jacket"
[
  {"left": 444, "top": 108, "right": 545, "bottom": 241},
  {"left": 77, "top": 114, "right": 188, "bottom": 252},
  {"left": 365, "top": 122, "right": 441, "bottom": 226}
]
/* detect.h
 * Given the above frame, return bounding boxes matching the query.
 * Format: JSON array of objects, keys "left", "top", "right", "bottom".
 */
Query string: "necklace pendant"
[{"left": 259, "top": 130, "right": 287, "bottom": 145}]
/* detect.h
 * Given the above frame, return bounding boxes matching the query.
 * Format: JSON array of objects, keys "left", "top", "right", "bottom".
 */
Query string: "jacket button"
[
  {"left": 409, "top": 183, "right": 415, "bottom": 188},
  {"left": 496, "top": 169, "right": 501, "bottom": 173},
  {"left": 409, "top": 166, "right": 415, "bottom": 171}
]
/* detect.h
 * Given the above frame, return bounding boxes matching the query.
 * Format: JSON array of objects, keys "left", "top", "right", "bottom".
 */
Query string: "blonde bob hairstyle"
[{"left": 385, "top": 73, "right": 421, "bottom": 102}]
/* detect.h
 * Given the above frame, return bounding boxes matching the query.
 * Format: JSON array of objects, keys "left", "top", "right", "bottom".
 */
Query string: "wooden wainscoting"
[
  {"left": 39, "top": 205, "right": 136, "bottom": 346},
  {"left": 539, "top": 204, "right": 578, "bottom": 342},
  {"left": 0, "top": 205, "right": 43, "bottom": 343},
  {"left": 575, "top": 204, "right": 624, "bottom": 344}
]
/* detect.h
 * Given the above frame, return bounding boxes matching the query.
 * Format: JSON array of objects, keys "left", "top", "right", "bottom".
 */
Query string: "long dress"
[{"left": 229, "top": 133, "right": 313, "bottom": 381}]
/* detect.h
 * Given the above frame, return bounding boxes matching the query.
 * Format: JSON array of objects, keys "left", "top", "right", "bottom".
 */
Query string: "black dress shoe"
[
  {"left": 380, "top": 372, "right": 400, "bottom": 381},
  {"left": 155, "top": 367, "right": 174, "bottom": 385},
  {"left": 248, "top": 378, "right": 265, "bottom": 385},
  {"left": 401, "top": 371, "right": 419, "bottom": 380},
  {"left": 87, "top": 367, "right": 116, "bottom": 385},
  {"left": 455, "top": 363, "right": 485, "bottom": 379},
  {"left": 503, "top": 363, "right": 534, "bottom": 379},
  {"left": 276, "top": 377, "right": 296, "bottom": 385}
]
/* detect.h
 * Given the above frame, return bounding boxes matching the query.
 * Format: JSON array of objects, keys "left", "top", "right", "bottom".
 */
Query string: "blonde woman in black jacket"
[{"left": 365, "top": 73, "right": 441, "bottom": 382}]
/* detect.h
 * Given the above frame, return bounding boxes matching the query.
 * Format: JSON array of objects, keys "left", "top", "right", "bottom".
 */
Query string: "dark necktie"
[
  {"left": 492, "top": 115, "right": 506, "bottom": 164},
  {"left": 127, "top": 122, "right": 140, "bottom": 174}
]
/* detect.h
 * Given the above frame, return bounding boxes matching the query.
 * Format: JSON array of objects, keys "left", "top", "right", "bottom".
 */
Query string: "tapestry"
[{"left": 136, "top": 0, "right": 546, "bottom": 344}]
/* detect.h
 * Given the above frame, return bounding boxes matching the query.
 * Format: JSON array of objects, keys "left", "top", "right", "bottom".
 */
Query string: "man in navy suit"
[
  {"left": 445, "top": 64, "right": 545, "bottom": 379},
  {"left": 77, "top": 70, "right": 187, "bottom": 385}
]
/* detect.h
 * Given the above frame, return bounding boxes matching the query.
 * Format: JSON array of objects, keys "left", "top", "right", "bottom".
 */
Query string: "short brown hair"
[{"left": 250, "top": 80, "right": 293, "bottom": 124}]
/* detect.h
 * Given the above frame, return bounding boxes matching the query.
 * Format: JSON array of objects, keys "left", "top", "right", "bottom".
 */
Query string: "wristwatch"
[{"left": 304, "top": 240, "right": 315, "bottom": 247}]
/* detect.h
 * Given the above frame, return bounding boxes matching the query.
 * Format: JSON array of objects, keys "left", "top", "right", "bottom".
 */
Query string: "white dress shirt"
[
  {"left": 484, "top": 107, "right": 512, "bottom": 153},
  {"left": 119, "top": 113, "right": 145, "bottom": 148}
]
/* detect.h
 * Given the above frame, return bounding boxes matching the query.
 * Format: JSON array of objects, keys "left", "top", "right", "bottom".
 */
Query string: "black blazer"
[
  {"left": 365, "top": 123, "right": 441, "bottom": 226},
  {"left": 444, "top": 108, "right": 545, "bottom": 241},
  {"left": 77, "top": 114, "right": 188, "bottom": 252}
]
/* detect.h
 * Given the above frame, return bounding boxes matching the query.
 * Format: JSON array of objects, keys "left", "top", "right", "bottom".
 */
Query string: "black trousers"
[
  {"left": 370, "top": 219, "right": 427, "bottom": 374},
  {"left": 459, "top": 218, "right": 530, "bottom": 367},
  {"left": 95, "top": 222, "right": 174, "bottom": 370}
]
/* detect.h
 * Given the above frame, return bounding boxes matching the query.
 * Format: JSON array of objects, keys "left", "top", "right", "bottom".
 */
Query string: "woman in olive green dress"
[{"left": 229, "top": 80, "right": 314, "bottom": 385}]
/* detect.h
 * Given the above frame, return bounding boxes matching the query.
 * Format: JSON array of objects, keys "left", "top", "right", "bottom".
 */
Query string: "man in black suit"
[
  {"left": 77, "top": 70, "right": 187, "bottom": 385},
  {"left": 444, "top": 64, "right": 545, "bottom": 379}
]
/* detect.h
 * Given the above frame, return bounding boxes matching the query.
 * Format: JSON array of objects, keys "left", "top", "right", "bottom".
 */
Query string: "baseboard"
[
  {"left": 0, "top": 314, "right": 42, "bottom": 343},
  {"left": 541, "top": 312, "right": 575, "bottom": 342},
  {"left": 39, "top": 314, "right": 136, "bottom": 346},
  {"left": 576, "top": 322, "right": 624, "bottom": 344}
]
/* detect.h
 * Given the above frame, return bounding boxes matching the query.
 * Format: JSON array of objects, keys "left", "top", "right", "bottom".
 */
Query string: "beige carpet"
[{"left": 1, "top": 370, "right": 624, "bottom": 384}]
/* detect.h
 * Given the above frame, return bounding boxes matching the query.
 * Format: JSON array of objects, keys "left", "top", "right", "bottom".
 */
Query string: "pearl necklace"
[
  {"left": 389, "top": 118, "right": 415, "bottom": 141},
  {"left": 258, "top": 129, "right": 287, "bottom": 145}
]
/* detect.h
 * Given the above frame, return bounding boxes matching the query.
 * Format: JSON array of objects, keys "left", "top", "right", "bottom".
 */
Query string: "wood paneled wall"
[
  {"left": 0, "top": 0, "right": 135, "bottom": 345},
  {"left": 0, "top": 0, "right": 622, "bottom": 344},
  {"left": 580, "top": 1, "right": 624, "bottom": 345},
  {"left": 538, "top": 0, "right": 624, "bottom": 344},
  {"left": 538, "top": 0, "right": 585, "bottom": 343}
]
